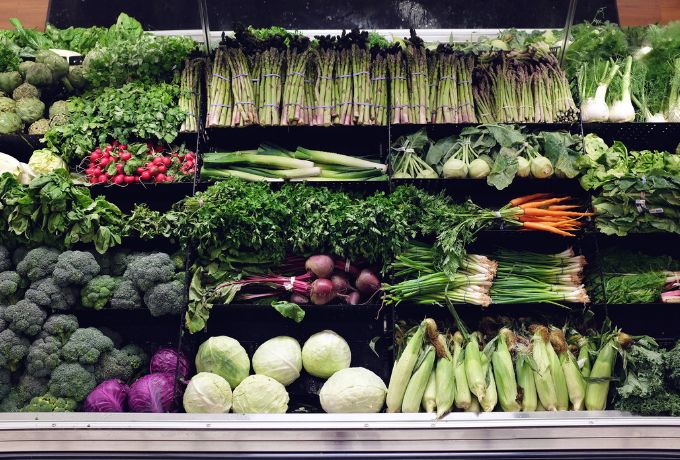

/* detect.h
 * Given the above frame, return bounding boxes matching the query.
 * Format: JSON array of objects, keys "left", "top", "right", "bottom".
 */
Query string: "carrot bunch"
[{"left": 501, "top": 193, "right": 593, "bottom": 236}]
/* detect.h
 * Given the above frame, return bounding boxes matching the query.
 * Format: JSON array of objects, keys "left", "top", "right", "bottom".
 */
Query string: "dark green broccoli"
[
  {"left": 81, "top": 275, "right": 117, "bottom": 310},
  {"left": 0, "top": 329, "right": 29, "bottom": 371},
  {"left": 25, "top": 278, "right": 78, "bottom": 311},
  {"left": 0, "top": 271, "right": 25, "bottom": 302},
  {"left": 16, "top": 247, "right": 60, "bottom": 282},
  {"left": 0, "top": 245, "right": 11, "bottom": 272},
  {"left": 124, "top": 253, "right": 175, "bottom": 293},
  {"left": 48, "top": 363, "right": 96, "bottom": 402},
  {"left": 61, "top": 327, "right": 114, "bottom": 365},
  {"left": 94, "top": 252, "right": 113, "bottom": 275},
  {"left": 21, "top": 393, "right": 77, "bottom": 412},
  {"left": 110, "top": 278, "right": 142, "bottom": 310},
  {"left": 0, "top": 305, "right": 7, "bottom": 331},
  {"left": 41, "top": 314, "right": 79, "bottom": 345},
  {"left": 122, "top": 343, "right": 149, "bottom": 370},
  {"left": 666, "top": 341, "right": 680, "bottom": 392},
  {"left": 27, "top": 336, "right": 62, "bottom": 378},
  {"left": 95, "top": 345, "right": 147, "bottom": 383},
  {"left": 15, "top": 374, "right": 49, "bottom": 404},
  {"left": 110, "top": 251, "right": 133, "bottom": 276},
  {"left": 4, "top": 300, "right": 47, "bottom": 337},
  {"left": 144, "top": 280, "right": 184, "bottom": 317},
  {"left": 0, "top": 368, "right": 10, "bottom": 400},
  {"left": 0, "top": 390, "right": 22, "bottom": 411},
  {"left": 52, "top": 250, "right": 100, "bottom": 287},
  {"left": 170, "top": 251, "right": 185, "bottom": 271}
]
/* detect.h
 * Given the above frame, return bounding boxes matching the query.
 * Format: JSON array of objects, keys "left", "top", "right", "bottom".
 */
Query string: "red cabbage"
[
  {"left": 83, "top": 379, "right": 129, "bottom": 412},
  {"left": 150, "top": 348, "right": 190, "bottom": 380},
  {"left": 128, "top": 373, "right": 177, "bottom": 413}
]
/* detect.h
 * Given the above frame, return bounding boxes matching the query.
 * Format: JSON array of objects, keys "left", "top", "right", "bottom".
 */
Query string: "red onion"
[
  {"left": 355, "top": 269, "right": 381, "bottom": 296},
  {"left": 310, "top": 278, "right": 336, "bottom": 305},
  {"left": 305, "top": 255, "right": 334, "bottom": 279},
  {"left": 330, "top": 273, "right": 351, "bottom": 294},
  {"left": 290, "top": 292, "right": 310, "bottom": 304}
]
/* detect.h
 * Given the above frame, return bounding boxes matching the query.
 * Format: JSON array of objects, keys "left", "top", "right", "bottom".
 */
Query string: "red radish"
[
  {"left": 121, "top": 152, "right": 132, "bottom": 161},
  {"left": 112, "top": 141, "right": 119, "bottom": 146},
  {"left": 140, "top": 171, "right": 151, "bottom": 181},
  {"left": 92, "top": 167, "right": 101, "bottom": 176},
  {"left": 355, "top": 269, "right": 381, "bottom": 296},
  {"left": 330, "top": 273, "right": 351, "bottom": 294},
  {"left": 310, "top": 278, "right": 336, "bottom": 305},
  {"left": 155, "top": 174, "right": 166, "bottom": 183},
  {"left": 124, "top": 175, "right": 135, "bottom": 184},
  {"left": 165, "top": 176, "right": 174, "bottom": 183},
  {"left": 290, "top": 293, "right": 309, "bottom": 304},
  {"left": 346, "top": 291, "right": 361, "bottom": 305},
  {"left": 136, "top": 167, "right": 146, "bottom": 174},
  {"left": 85, "top": 168, "right": 95, "bottom": 176},
  {"left": 162, "top": 157, "right": 172, "bottom": 166},
  {"left": 116, "top": 164, "right": 124, "bottom": 173},
  {"left": 97, "top": 175, "right": 108, "bottom": 183},
  {"left": 89, "top": 177, "right": 98, "bottom": 184},
  {"left": 113, "top": 175, "right": 125, "bottom": 185},
  {"left": 305, "top": 255, "right": 334, "bottom": 279},
  {"left": 153, "top": 157, "right": 164, "bottom": 166},
  {"left": 119, "top": 144, "right": 127, "bottom": 150},
  {"left": 90, "top": 152, "right": 101, "bottom": 161},
  {"left": 157, "top": 165, "right": 167, "bottom": 174}
]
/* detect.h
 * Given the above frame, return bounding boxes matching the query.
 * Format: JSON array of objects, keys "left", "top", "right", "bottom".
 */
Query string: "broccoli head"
[
  {"left": 61, "top": 327, "right": 114, "bottom": 365},
  {"left": 15, "top": 374, "right": 49, "bottom": 405},
  {"left": 48, "top": 363, "right": 96, "bottom": 402},
  {"left": 0, "top": 391, "right": 22, "bottom": 412},
  {"left": 666, "top": 341, "right": 680, "bottom": 392},
  {"left": 144, "top": 280, "right": 184, "bottom": 317},
  {"left": 0, "top": 245, "right": 11, "bottom": 272},
  {"left": 25, "top": 278, "right": 78, "bottom": 311},
  {"left": 124, "top": 253, "right": 175, "bottom": 293},
  {"left": 21, "top": 393, "right": 77, "bottom": 412},
  {"left": 41, "top": 314, "right": 79, "bottom": 345},
  {"left": 0, "top": 368, "right": 10, "bottom": 400},
  {"left": 95, "top": 345, "right": 148, "bottom": 383},
  {"left": 81, "top": 275, "right": 117, "bottom": 310},
  {"left": 27, "top": 335, "right": 62, "bottom": 378},
  {"left": 16, "top": 247, "right": 60, "bottom": 281},
  {"left": 0, "top": 305, "right": 7, "bottom": 331},
  {"left": 110, "top": 278, "right": 142, "bottom": 310},
  {"left": 0, "top": 271, "right": 25, "bottom": 302},
  {"left": 4, "top": 300, "right": 47, "bottom": 337},
  {"left": 0, "top": 329, "right": 29, "bottom": 371},
  {"left": 52, "top": 250, "right": 100, "bottom": 287}
]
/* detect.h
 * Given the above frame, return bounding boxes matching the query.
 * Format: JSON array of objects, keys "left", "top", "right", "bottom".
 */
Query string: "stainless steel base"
[{"left": 1, "top": 412, "right": 679, "bottom": 454}]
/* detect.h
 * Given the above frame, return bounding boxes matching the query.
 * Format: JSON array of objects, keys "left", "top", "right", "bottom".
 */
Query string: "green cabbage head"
[
  {"left": 319, "top": 367, "right": 387, "bottom": 413},
  {"left": 195, "top": 336, "right": 250, "bottom": 388},
  {"left": 183, "top": 372, "right": 232, "bottom": 414},
  {"left": 232, "top": 375, "right": 289, "bottom": 414}
]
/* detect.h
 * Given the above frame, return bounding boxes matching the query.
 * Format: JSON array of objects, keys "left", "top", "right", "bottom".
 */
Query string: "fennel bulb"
[{"left": 609, "top": 57, "right": 635, "bottom": 123}]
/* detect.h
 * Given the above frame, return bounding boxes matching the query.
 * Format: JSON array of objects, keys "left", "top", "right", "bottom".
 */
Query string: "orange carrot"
[
  {"left": 548, "top": 205, "right": 580, "bottom": 211},
  {"left": 521, "top": 208, "right": 593, "bottom": 217},
  {"left": 509, "top": 193, "right": 551, "bottom": 207},
  {"left": 521, "top": 221, "right": 575, "bottom": 236},
  {"left": 519, "top": 197, "right": 571, "bottom": 209}
]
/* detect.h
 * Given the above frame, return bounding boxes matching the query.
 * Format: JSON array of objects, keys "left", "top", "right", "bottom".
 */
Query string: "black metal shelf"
[
  {"left": 89, "top": 181, "right": 195, "bottom": 212},
  {"left": 582, "top": 122, "right": 680, "bottom": 152},
  {"left": 0, "top": 134, "right": 43, "bottom": 162}
]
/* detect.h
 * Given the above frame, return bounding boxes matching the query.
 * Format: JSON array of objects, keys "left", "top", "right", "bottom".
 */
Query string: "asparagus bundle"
[
  {"left": 352, "top": 41, "right": 372, "bottom": 125},
  {"left": 313, "top": 36, "right": 336, "bottom": 126},
  {"left": 303, "top": 59, "right": 316, "bottom": 125},
  {"left": 179, "top": 58, "right": 203, "bottom": 133},
  {"left": 432, "top": 48, "right": 477, "bottom": 123},
  {"left": 388, "top": 46, "right": 409, "bottom": 124},
  {"left": 206, "top": 48, "right": 233, "bottom": 128},
  {"left": 405, "top": 32, "right": 430, "bottom": 124},
  {"left": 227, "top": 46, "right": 257, "bottom": 126},
  {"left": 370, "top": 49, "right": 388, "bottom": 125},
  {"left": 334, "top": 39, "right": 353, "bottom": 125},
  {"left": 282, "top": 35, "right": 312, "bottom": 126}
]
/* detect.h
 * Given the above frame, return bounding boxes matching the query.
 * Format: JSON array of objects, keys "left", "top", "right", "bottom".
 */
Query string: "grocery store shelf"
[{"left": 0, "top": 412, "right": 679, "bottom": 455}]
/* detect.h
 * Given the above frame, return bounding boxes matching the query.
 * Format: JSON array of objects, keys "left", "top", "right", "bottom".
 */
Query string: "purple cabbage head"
[
  {"left": 150, "top": 348, "right": 190, "bottom": 380},
  {"left": 83, "top": 379, "right": 129, "bottom": 412},
  {"left": 128, "top": 373, "right": 177, "bottom": 413}
]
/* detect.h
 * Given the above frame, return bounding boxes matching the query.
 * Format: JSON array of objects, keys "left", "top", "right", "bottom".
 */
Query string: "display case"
[{"left": 1, "top": 0, "right": 679, "bottom": 457}]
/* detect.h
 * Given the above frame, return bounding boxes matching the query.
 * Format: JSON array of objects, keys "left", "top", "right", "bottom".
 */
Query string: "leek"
[
  {"left": 294, "top": 147, "right": 387, "bottom": 171},
  {"left": 204, "top": 152, "right": 314, "bottom": 170}
]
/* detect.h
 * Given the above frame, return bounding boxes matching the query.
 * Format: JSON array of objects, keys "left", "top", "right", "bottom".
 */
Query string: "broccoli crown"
[
  {"left": 61, "top": 327, "right": 114, "bottom": 365},
  {"left": 122, "top": 343, "right": 149, "bottom": 369},
  {"left": 16, "top": 247, "right": 60, "bottom": 282},
  {"left": 27, "top": 335, "right": 62, "bottom": 378},
  {"left": 0, "top": 245, "right": 11, "bottom": 272},
  {"left": 0, "top": 368, "right": 10, "bottom": 400},
  {"left": 95, "top": 346, "right": 147, "bottom": 383},
  {"left": 144, "top": 280, "right": 184, "bottom": 317},
  {"left": 4, "top": 300, "right": 47, "bottom": 337},
  {"left": 25, "top": 278, "right": 78, "bottom": 311},
  {"left": 0, "top": 329, "right": 30, "bottom": 371},
  {"left": 41, "top": 314, "right": 79, "bottom": 345},
  {"left": 0, "top": 390, "right": 22, "bottom": 412},
  {"left": 48, "top": 362, "right": 96, "bottom": 402},
  {"left": 666, "top": 342, "right": 680, "bottom": 392},
  {"left": 0, "top": 305, "right": 7, "bottom": 331},
  {"left": 0, "top": 271, "right": 23, "bottom": 299},
  {"left": 124, "top": 253, "right": 175, "bottom": 293},
  {"left": 15, "top": 374, "right": 49, "bottom": 405},
  {"left": 81, "top": 275, "right": 117, "bottom": 310},
  {"left": 110, "top": 251, "right": 133, "bottom": 276},
  {"left": 52, "top": 251, "right": 100, "bottom": 287},
  {"left": 21, "top": 393, "right": 77, "bottom": 412},
  {"left": 110, "top": 278, "right": 142, "bottom": 310}
]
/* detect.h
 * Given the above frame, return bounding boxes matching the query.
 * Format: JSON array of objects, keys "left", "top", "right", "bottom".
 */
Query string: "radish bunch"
[{"left": 83, "top": 141, "right": 196, "bottom": 185}]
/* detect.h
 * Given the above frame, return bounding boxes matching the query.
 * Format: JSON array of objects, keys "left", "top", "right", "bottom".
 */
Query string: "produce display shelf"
[
  {"left": 1, "top": 412, "right": 679, "bottom": 456},
  {"left": 582, "top": 122, "right": 680, "bottom": 152}
]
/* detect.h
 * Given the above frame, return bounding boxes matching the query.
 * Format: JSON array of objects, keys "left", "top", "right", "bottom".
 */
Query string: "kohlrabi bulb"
[
  {"left": 442, "top": 157, "right": 468, "bottom": 178},
  {"left": 516, "top": 157, "right": 530, "bottom": 178},
  {"left": 468, "top": 158, "right": 491, "bottom": 179},
  {"left": 530, "top": 156, "right": 554, "bottom": 179},
  {"left": 416, "top": 169, "right": 440, "bottom": 179}
]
